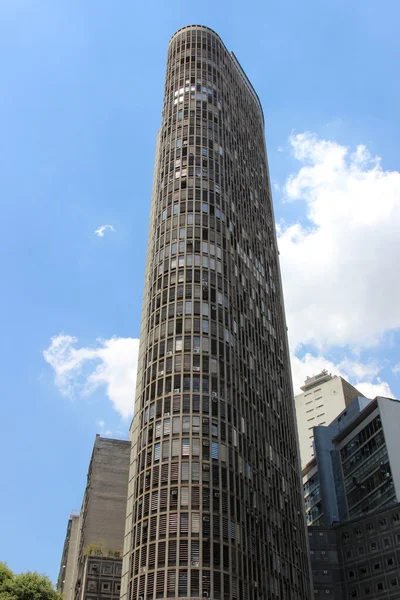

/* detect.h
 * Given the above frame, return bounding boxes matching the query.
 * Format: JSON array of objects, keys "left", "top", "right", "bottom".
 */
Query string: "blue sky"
[{"left": 1, "top": 0, "right": 400, "bottom": 583}]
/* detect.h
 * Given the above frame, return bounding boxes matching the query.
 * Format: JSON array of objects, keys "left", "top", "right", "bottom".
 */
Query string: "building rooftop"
[{"left": 300, "top": 370, "right": 334, "bottom": 391}]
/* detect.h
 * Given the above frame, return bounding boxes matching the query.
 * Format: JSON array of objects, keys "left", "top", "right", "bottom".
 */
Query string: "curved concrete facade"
[{"left": 122, "top": 25, "right": 312, "bottom": 600}]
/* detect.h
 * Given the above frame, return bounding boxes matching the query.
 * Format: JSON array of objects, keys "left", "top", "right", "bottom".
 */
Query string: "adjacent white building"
[
  {"left": 295, "top": 371, "right": 364, "bottom": 468},
  {"left": 302, "top": 395, "right": 400, "bottom": 527}
]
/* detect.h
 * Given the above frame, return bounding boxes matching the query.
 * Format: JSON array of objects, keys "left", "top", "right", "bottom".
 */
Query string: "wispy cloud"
[
  {"left": 43, "top": 334, "right": 139, "bottom": 419},
  {"left": 94, "top": 224, "right": 115, "bottom": 237}
]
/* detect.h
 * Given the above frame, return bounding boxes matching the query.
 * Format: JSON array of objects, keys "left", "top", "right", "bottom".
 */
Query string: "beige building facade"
[{"left": 295, "top": 371, "right": 364, "bottom": 468}]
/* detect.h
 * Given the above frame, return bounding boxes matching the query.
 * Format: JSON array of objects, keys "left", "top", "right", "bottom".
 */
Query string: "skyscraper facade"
[{"left": 122, "top": 25, "right": 312, "bottom": 600}]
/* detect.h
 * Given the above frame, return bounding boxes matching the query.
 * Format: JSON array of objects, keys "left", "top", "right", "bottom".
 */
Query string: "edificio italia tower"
[{"left": 122, "top": 25, "right": 312, "bottom": 600}]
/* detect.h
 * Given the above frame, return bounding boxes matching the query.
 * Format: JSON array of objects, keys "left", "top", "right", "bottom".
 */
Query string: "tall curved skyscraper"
[{"left": 122, "top": 25, "right": 312, "bottom": 600}]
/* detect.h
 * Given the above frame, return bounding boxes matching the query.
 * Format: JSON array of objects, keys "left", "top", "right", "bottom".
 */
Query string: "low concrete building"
[
  {"left": 57, "top": 512, "right": 81, "bottom": 600},
  {"left": 77, "top": 555, "right": 122, "bottom": 600},
  {"left": 76, "top": 436, "right": 131, "bottom": 566},
  {"left": 307, "top": 526, "right": 344, "bottom": 599},
  {"left": 57, "top": 435, "right": 130, "bottom": 600},
  {"left": 308, "top": 502, "right": 400, "bottom": 599},
  {"left": 337, "top": 502, "right": 400, "bottom": 599}
]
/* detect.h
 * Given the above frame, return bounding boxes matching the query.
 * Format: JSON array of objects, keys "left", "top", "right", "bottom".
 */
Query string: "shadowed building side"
[{"left": 58, "top": 436, "right": 130, "bottom": 600}]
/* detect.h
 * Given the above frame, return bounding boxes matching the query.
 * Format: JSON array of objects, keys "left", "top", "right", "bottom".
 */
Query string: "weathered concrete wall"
[{"left": 82, "top": 436, "right": 131, "bottom": 556}]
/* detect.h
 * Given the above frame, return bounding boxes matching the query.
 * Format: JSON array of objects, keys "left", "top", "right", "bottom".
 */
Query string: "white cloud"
[
  {"left": 291, "top": 352, "right": 393, "bottom": 398},
  {"left": 43, "top": 334, "right": 139, "bottom": 419},
  {"left": 94, "top": 224, "right": 115, "bottom": 237},
  {"left": 355, "top": 380, "right": 393, "bottom": 399},
  {"left": 96, "top": 419, "right": 128, "bottom": 439},
  {"left": 278, "top": 132, "right": 400, "bottom": 351}
]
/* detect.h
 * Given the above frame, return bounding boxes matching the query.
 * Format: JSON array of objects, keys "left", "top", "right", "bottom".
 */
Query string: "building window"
[
  {"left": 379, "top": 518, "right": 387, "bottom": 528},
  {"left": 89, "top": 563, "right": 100, "bottom": 574},
  {"left": 211, "top": 442, "right": 219, "bottom": 460},
  {"left": 154, "top": 442, "right": 161, "bottom": 461},
  {"left": 182, "top": 439, "right": 190, "bottom": 456}
]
